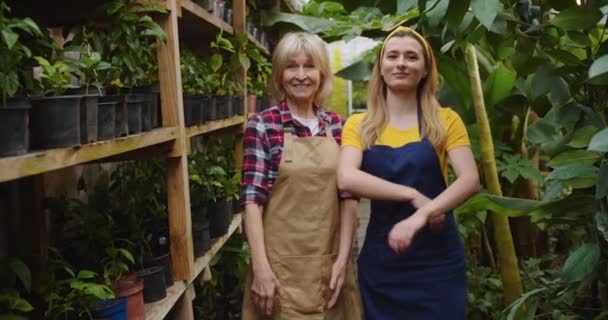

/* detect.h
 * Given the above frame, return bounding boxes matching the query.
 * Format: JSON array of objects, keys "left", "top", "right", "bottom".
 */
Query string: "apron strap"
[
  {"left": 282, "top": 125, "right": 294, "bottom": 163},
  {"left": 417, "top": 99, "right": 424, "bottom": 139}
]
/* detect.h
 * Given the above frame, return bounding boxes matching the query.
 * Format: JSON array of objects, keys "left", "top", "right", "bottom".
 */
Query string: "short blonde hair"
[{"left": 269, "top": 32, "right": 333, "bottom": 107}]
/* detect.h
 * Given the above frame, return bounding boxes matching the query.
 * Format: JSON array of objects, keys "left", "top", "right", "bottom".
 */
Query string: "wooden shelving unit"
[
  {"left": 0, "top": 127, "right": 178, "bottom": 183},
  {"left": 248, "top": 33, "right": 270, "bottom": 56},
  {"left": 186, "top": 115, "right": 245, "bottom": 138},
  {"left": 145, "top": 214, "right": 243, "bottom": 319},
  {"left": 1, "top": 0, "right": 266, "bottom": 318}
]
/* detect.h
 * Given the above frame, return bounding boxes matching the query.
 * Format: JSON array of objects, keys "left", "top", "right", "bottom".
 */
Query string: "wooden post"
[
  {"left": 233, "top": 0, "right": 246, "bottom": 170},
  {"left": 157, "top": 0, "right": 194, "bottom": 281},
  {"left": 171, "top": 284, "right": 195, "bottom": 320}
]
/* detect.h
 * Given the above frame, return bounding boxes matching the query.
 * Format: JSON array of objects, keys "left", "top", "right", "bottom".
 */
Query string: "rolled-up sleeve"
[{"left": 241, "top": 115, "right": 271, "bottom": 205}]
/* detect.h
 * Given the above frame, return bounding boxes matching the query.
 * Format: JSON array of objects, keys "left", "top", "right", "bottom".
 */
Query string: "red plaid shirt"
[{"left": 241, "top": 100, "right": 350, "bottom": 206}]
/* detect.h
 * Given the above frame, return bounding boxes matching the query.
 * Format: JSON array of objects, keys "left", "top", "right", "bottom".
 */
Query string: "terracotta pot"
[
  {"left": 112, "top": 274, "right": 145, "bottom": 320},
  {"left": 247, "top": 95, "right": 257, "bottom": 114}
]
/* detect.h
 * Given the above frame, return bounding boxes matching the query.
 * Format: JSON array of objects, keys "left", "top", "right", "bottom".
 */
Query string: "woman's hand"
[
  {"left": 327, "top": 258, "right": 347, "bottom": 309},
  {"left": 388, "top": 212, "right": 427, "bottom": 253},
  {"left": 410, "top": 190, "right": 445, "bottom": 233},
  {"left": 251, "top": 264, "right": 281, "bottom": 316}
]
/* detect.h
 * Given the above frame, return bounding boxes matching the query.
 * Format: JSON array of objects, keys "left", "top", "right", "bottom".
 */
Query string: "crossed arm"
[{"left": 338, "top": 145, "right": 480, "bottom": 252}]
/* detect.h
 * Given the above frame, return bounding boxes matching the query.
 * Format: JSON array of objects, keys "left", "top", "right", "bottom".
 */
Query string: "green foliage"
[
  {"left": 0, "top": 258, "right": 33, "bottom": 319},
  {"left": 64, "top": 27, "right": 113, "bottom": 94},
  {"left": 33, "top": 56, "right": 72, "bottom": 96},
  {"left": 496, "top": 153, "right": 543, "bottom": 184},
  {"left": 466, "top": 266, "right": 503, "bottom": 320},
  {"left": 36, "top": 248, "right": 114, "bottom": 320},
  {"left": 194, "top": 235, "right": 250, "bottom": 320},
  {"left": 0, "top": 2, "right": 41, "bottom": 105},
  {"left": 92, "top": 0, "right": 167, "bottom": 90},
  {"left": 101, "top": 243, "right": 135, "bottom": 286}
]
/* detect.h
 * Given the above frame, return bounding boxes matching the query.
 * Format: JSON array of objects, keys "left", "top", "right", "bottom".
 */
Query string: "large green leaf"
[
  {"left": 397, "top": 0, "right": 417, "bottom": 14},
  {"left": 446, "top": 0, "right": 470, "bottom": 28},
  {"left": 597, "top": 161, "right": 608, "bottom": 199},
  {"left": 588, "top": 128, "right": 608, "bottom": 153},
  {"left": 506, "top": 288, "right": 546, "bottom": 320},
  {"left": 547, "top": 163, "right": 598, "bottom": 181},
  {"left": 550, "top": 5, "right": 603, "bottom": 31},
  {"left": 458, "top": 193, "right": 542, "bottom": 217},
  {"left": 425, "top": 0, "right": 449, "bottom": 27},
  {"left": 261, "top": 11, "right": 337, "bottom": 34},
  {"left": 482, "top": 62, "right": 516, "bottom": 108},
  {"left": 588, "top": 55, "right": 608, "bottom": 85},
  {"left": 8, "top": 258, "right": 31, "bottom": 292},
  {"left": 438, "top": 55, "right": 472, "bottom": 110},
  {"left": 547, "top": 150, "right": 601, "bottom": 168},
  {"left": 335, "top": 59, "right": 373, "bottom": 80},
  {"left": 568, "top": 126, "right": 600, "bottom": 148},
  {"left": 471, "top": 0, "right": 500, "bottom": 30},
  {"left": 527, "top": 118, "right": 559, "bottom": 144},
  {"left": 561, "top": 243, "right": 600, "bottom": 284},
  {"left": 596, "top": 211, "right": 608, "bottom": 243}
]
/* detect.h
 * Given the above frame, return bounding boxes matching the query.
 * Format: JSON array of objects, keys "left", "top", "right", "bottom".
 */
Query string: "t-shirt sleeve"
[
  {"left": 341, "top": 113, "right": 365, "bottom": 150},
  {"left": 444, "top": 108, "right": 470, "bottom": 150}
]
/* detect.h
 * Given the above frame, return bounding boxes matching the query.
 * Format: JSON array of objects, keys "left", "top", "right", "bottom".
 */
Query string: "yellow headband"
[{"left": 379, "top": 26, "right": 431, "bottom": 62}]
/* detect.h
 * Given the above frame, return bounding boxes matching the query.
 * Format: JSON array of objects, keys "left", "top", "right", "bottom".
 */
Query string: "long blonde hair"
[
  {"left": 269, "top": 32, "right": 333, "bottom": 107},
  {"left": 359, "top": 30, "right": 445, "bottom": 150}
]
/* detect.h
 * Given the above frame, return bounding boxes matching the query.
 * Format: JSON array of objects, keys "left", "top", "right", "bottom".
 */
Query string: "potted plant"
[
  {"left": 189, "top": 151, "right": 214, "bottom": 256},
  {"left": 29, "top": 56, "right": 83, "bottom": 149},
  {"left": 181, "top": 48, "right": 206, "bottom": 126},
  {"left": 0, "top": 2, "right": 42, "bottom": 156},
  {"left": 94, "top": 0, "right": 167, "bottom": 136},
  {"left": 102, "top": 243, "right": 145, "bottom": 320},
  {"left": 36, "top": 248, "right": 117, "bottom": 320}
]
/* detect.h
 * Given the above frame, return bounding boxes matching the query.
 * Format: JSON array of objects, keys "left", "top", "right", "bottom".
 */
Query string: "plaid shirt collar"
[{"left": 278, "top": 100, "right": 332, "bottom": 131}]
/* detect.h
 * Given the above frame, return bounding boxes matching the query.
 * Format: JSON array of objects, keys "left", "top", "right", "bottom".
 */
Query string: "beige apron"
[{"left": 242, "top": 123, "right": 362, "bottom": 320}]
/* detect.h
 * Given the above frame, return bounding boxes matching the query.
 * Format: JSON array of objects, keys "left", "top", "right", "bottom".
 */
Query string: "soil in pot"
[
  {"left": 92, "top": 296, "right": 127, "bottom": 320},
  {"left": 30, "top": 95, "right": 82, "bottom": 149},
  {"left": 0, "top": 97, "right": 30, "bottom": 156},
  {"left": 97, "top": 101, "right": 117, "bottom": 141},
  {"left": 112, "top": 274, "right": 145, "bottom": 320},
  {"left": 136, "top": 266, "right": 167, "bottom": 303}
]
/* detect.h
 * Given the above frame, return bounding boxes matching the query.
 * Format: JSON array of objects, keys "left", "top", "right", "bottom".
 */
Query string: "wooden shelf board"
[
  {"left": 0, "top": 127, "right": 178, "bottom": 183},
  {"left": 144, "top": 280, "right": 188, "bottom": 320},
  {"left": 248, "top": 33, "right": 270, "bottom": 56},
  {"left": 193, "top": 213, "right": 243, "bottom": 281},
  {"left": 186, "top": 116, "right": 245, "bottom": 138},
  {"left": 180, "top": 0, "right": 234, "bottom": 35}
]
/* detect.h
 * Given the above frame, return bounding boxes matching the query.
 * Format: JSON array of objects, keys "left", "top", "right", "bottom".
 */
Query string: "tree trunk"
[{"left": 464, "top": 43, "right": 523, "bottom": 306}]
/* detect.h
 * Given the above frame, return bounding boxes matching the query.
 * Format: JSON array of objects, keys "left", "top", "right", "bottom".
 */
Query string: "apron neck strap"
[{"left": 417, "top": 99, "right": 424, "bottom": 139}]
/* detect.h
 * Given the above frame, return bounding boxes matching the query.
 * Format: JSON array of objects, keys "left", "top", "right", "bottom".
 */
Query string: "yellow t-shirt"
[{"left": 342, "top": 108, "right": 470, "bottom": 177}]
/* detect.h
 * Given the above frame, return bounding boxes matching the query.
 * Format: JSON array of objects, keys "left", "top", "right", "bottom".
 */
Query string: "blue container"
[{"left": 92, "top": 297, "right": 127, "bottom": 320}]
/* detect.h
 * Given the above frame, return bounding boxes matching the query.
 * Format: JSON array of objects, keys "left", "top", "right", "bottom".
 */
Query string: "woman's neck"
[
  {"left": 287, "top": 99, "right": 316, "bottom": 119},
  {"left": 386, "top": 88, "right": 418, "bottom": 117}
]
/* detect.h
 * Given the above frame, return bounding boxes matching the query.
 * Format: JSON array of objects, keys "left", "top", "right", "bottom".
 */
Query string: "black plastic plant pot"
[
  {"left": 234, "top": 96, "right": 244, "bottom": 116},
  {"left": 200, "top": 96, "right": 212, "bottom": 123},
  {"left": 80, "top": 95, "right": 99, "bottom": 144},
  {"left": 136, "top": 266, "right": 166, "bottom": 303},
  {"left": 132, "top": 85, "right": 160, "bottom": 129},
  {"left": 0, "top": 97, "right": 30, "bottom": 157},
  {"left": 205, "top": 96, "right": 217, "bottom": 121},
  {"left": 191, "top": 95, "right": 204, "bottom": 125},
  {"left": 191, "top": 203, "right": 209, "bottom": 224},
  {"left": 192, "top": 221, "right": 211, "bottom": 257},
  {"left": 97, "top": 101, "right": 117, "bottom": 141},
  {"left": 99, "top": 95, "right": 128, "bottom": 137},
  {"left": 30, "top": 95, "right": 82, "bottom": 149},
  {"left": 145, "top": 253, "right": 173, "bottom": 287},
  {"left": 216, "top": 95, "right": 232, "bottom": 119},
  {"left": 126, "top": 95, "right": 143, "bottom": 134},
  {"left": 182, "top": 94, "right": 195, "bottom": 126},
  {"left": 232, "top": 196, "right": 241, "bottom": 215},
  {"left": 65, "top": 87, "right": 100, "bottom": 144},
  {"left": 91, "top": 296, "right": 127, "bottom": 320},
  {"left": 139, "top": 94, "right": 153, "bottom": 132},
  {"left": 209, "top": 198, "right": 231, "bottom": 238}
]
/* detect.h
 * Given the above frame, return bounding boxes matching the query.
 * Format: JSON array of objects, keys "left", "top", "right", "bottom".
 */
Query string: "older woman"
[
  {"left": 240, "top": 32, "right": 362, "bottom": 320},
  {"left": 339, "top": 26, "right": 480, "bottom": 319}
]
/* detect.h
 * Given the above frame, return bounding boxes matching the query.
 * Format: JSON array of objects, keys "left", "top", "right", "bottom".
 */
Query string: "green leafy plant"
[
  {"left": 33, "top": 56, "right": 72, "bottom": 96},
  {"left": 0, "top": 2, "right": 42, "bottom": 105},
  {"left": 101, "top": 243, "right": 135, "bottom": 286},
  {"left": 0, "top": 258, "right": 33, "bottom": 320},
  {"left": 36, "top": 248, "right": 114, "bottom": 320},
  {"left": 64, "top": 27, "right": 113, "bottom": 95},
  {"left": 92, "top": 0, "right": 167, "bottom": 91}
]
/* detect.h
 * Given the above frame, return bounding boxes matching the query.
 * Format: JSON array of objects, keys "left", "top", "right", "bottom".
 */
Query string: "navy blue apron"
[{"left": 357, "top": 110, "right": 466, "bottom": 320}]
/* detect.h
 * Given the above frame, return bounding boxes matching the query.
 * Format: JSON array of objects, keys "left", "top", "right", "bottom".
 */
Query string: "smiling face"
[
  {"left": 281, "top": 52, "right": 321, "bottom": 107},
  {"left": 380, "top": 35, "right": 427, "bottom": 93}
]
